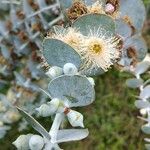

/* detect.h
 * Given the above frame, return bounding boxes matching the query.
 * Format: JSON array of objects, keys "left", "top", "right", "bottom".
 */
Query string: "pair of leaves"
[{"left": 17, "top": 107, "right": 89, "bottom": 142}]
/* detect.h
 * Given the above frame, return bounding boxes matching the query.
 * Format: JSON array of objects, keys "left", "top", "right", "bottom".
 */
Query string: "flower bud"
[
  {"left": 140, "top": 108, "right": 147, "bottom": 115},
  {"left": 13, "top": 134, "right": 33, "bottom": 150},
  {"left": 63, "top": 63, "right": 78, "bottom": 75},
  {"left": 46, "top": 66, "right": 63, "bottom": 79},
  {"left": 48, "top": 98, "right": 65, "bottom": 113},
  {"left": 67, "top": 110, "right": 84, "bottom": 128},
  {"left": 105, "top": 3, "right": 115, "bottom": 14},
  {"left": 87, "top": 77, "right": 95, "bottom": 86},
  {"left": 29, "top": 135, "right": 44, "bottom": 150},
  {"left": 36, "top": 104, "right": 54, "bottom": 117}
]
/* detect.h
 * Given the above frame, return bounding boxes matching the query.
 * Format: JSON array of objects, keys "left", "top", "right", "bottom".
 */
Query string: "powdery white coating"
[
  {"left": 67, "top": 110, "right": 84, "bottom": 128},
  {"left": 48, "top": 98, "right": 65, "bottom": 113},
  {"left": 63, "top": 63, "right": 78, "bottom": 75},
  {"left": 87, "top": 77, "right": 95, "bottom": 86},
  {"left": 36, "top": 104, "right": 55, "bottom": 117},
  {"left": 29, "top": 135, "right": 44, "bottom": 150},
  {"left": 13, "top": 134, "right": 33, "bottom": 150},
  {"left": 46, "top": 66, "right": 63, "bottom": 79}
]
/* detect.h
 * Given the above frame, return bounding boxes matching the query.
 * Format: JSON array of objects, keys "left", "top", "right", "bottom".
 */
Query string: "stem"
[{"left": 49, "top": 113, "right": 64, "bottom": 143}]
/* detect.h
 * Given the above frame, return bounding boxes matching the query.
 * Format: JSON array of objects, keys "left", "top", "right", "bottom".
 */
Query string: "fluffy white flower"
[
  {"left": 47, "top": 27, "right": 120, "bottom": 72},
  {"left": 79, "top": 28, "right": 120, "bottom": 71},
  {"left": 47, "top": 27, "right": 83, "bottom": 50}
]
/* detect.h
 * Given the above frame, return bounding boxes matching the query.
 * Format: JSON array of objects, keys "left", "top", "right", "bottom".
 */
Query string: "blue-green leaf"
[
  {"left": 142, "top": 124, "right": 150, "bottom": 134},
  {"left": 72, "top": 14, "right": 115, "bottom": 37},
  {"left": 43, "top": 39, "right": 81, "bottom": 68},
  {"left": 119, "top": 0, "right": 146, "bottom": 32},
  {"left": 126, "top": 78, "right": 143, "bottom": 88},
  {"left": 124, "top": 35, "right": 147, "bottom": 61},
  {"left": 48, "top": 75, "right": 95, "bottom": 107}
]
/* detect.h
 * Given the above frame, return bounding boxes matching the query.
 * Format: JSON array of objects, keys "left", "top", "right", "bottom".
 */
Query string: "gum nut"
[
  {"left": 36, "top": 104, "right": 54, "bottom": 117},
  {"left": 63, "top": 63, "right": 78, "bottom": 75},
  {"left": 29, "top": 135, "right": 44, "bottom": 150},
  {"left": 87, "top": 77, "right": 95, "bottom": 86},
  {"left": 46, "top": 66, "right": 63, "bottom": 79},
  {"left": 13, "top": 134, "right": 33, "bottom": 150},
  {"left": 67, "top": 110, "right": 84, "bottom": 128}
]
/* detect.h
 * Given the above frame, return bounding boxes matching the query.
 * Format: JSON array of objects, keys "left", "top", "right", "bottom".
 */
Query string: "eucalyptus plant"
[
  {"left": 10, "top": 0, "right": 150, "bottom": 150},
  {"left": 0, "top": 0, "right": 63, "bottom": 138}
]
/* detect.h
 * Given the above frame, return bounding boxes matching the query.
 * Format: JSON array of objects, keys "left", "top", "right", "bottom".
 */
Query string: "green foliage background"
[{"left": 0, "top": 1, "right": 150, "bottom": 149}]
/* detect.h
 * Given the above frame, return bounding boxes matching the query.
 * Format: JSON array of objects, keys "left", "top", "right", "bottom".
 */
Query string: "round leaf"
[
  {"left": 43, "top": 39, "right": 81, "bottom": 68},
  {"left": 140, "top": 85, "right": 150, "bottom": 99},
  {"left": 134, "top": 61, "right": 150, "bottom": 76},
  {"left": 119, "top": 0, "right": 146, "bottom": 32},
  {"left": 124, "top": 35, "right": 147, "bottom": 61},
  {"left": 115, "top": 19, "right": 132, "bottom": 39},
  {"left": 48, "top": 75, "right": 95, "bottom": 107},
  {"left": 72, "top": 14, "right": 115, "bottom": 37},
  {"left": 126, "top": 78, "right": 143, "bottom": 88},
  {"left": 142, "top": 124, "right": 150, "bottom": 134},
  {"left": 135, "top": 100, "right": 150, "bottom": 109}
]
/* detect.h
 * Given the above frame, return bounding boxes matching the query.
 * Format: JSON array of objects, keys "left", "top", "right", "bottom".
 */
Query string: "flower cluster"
[{"left": 47, "top": 27, "right": 120, "bottom": 71}]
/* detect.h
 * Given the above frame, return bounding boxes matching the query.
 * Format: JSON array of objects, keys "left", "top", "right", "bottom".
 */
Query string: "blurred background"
[{"left": 0, "top": 0, "right": 150, "bottom": 150}]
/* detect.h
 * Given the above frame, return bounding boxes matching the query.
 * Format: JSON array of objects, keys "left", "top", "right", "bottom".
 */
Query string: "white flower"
[
  {"left": 47, "top": 27, "right": 83, "bottom": 50},
  {"left": 47, "top": 26, "right": 120, "bottom": 72},
  {"left": 79, "top": 28, "right": 120, "bottom": 71}
]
